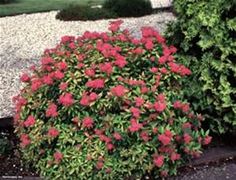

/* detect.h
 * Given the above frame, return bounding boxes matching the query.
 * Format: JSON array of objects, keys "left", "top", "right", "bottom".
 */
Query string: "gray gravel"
[
  {"left": 0, "top": 11, "right": 175, "bottom": 118},
  {"left": 169, "top": 163, "right": 236, "bottom": 180}
]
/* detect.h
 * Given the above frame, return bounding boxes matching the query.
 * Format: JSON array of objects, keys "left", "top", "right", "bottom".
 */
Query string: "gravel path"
[{"left": 0, "top": 11, "right": 175, "bottom": 118}]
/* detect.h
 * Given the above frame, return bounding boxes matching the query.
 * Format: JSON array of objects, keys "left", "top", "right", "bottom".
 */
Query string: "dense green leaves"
[{"left": 165, "top": 0, "right": 236, "bottom": 134}]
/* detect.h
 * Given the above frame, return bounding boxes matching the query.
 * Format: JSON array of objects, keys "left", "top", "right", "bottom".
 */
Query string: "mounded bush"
[
  {"left": 14, "top": 21, "right": 211, "bottom": 179},
  {"left": 0, "top": 0, "right": 12, "bottom": 4},
  {"left": 165, "top": 0, "right": 236, "bottom": 134},
  {"left": 56, "top": 5, "right": 117, "bottom": 21},
  {"left": 103, "top": 0, "right": 153, "bottom": 17}
]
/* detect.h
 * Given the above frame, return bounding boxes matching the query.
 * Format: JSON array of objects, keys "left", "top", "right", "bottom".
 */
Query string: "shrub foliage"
[
  {"left": 56, "top": 5, "right": 117, "bottom": 21},
  {"left": 103, "top": 0, "right": 153, "bottom": 17},
  {"left": 0, "top": 0, "right": 12, "bottom": 4},
  {"left": 14, "top": 21, "right": 211, "bottom": 179},
  {"left": 165, "top": 0, "right": 236, "bottom": 134}
]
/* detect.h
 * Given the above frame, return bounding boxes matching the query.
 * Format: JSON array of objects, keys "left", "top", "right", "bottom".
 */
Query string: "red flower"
[
  {"left": 41, "top": 57, "right": 54, "bottom": 65},
  {"left": 82, "top": 117, "right": 94, "bottom": 128},
  {"left": 20, "top": 134, "right": 31, "bottom": 148},
  {"left": 145, "top": 39, "right": 154, "bottom": 50},
  {"left": 85, "top": 68, "right": 95, "bottom": 77},
  {"left": 160, "top": 67, "right": 168, "bottom": 74},
  {"left": 140, "top": 131, "right": 150, "bottom": 142},
  {"left": 133, "top": 47, "right": 144, "bottom": 54},
  {"left": 141, "top": 86, "right": 148, "bottom": 94},
  {"left": 86, "top": 79, "right": 105, "bottom": 89},
  {"left": 89, "top": 92, "right": 98, "bottom": 101},
  {"left": 61, "top": 35, "right": 74, "bottom": 43},
  {"left": 130, "top": 107, "right": 141, "bottom": 118},
  {"left": 182, "top": 103, "right": 190, "bottom": 113},
  {"left": 99, "top": 62, "right": 113, "bottom": 75},
  {"left": 53, "top": 151, "right": 63, "bottom": 163},
  {"left": 31, "top": 79, "right": 42, "bottom": 92},
  {"left": 128, "top": 119, "right": 143, "bottom": 132},
  {"left": 20, "top": 73, "right": 30, "bottom": 82},
  {"left": 108, "top": 20, "right": 123, "bottom": 32},
  {"left": 157, "top": 94, "right": 165, "bottom": 102},
  {"left": 182, "top": 122, "right": 192, "bottom": 129},
  {"left": 203, "top": 136, "right": 212, "bottom": 145},
  {"left": 158, "top": 134, "right": 171, "bottom": 146},
  {"left": 77, "top": 63, "right": 84, "bottom": 68},
  {"left": 170, "top": 152, "right": 181, "bottom": 162},
  {"left": 158, "top": 56, "right": 168, "bottom": 64},
  {"left": 96, "top": 161, "right": 104, "bottom": 170},
  {"left": 59, "top": 93, "right": 74, "bottom": 107},
  {"left": 141, "top": 27, "right": 154, "bottom": 38},
  {"left": 53, "top": 70, "right": 64, "bottom": 80},
  {"left": 153, "top": 155, "right": 164, "bottom": 167},
  {"left": 111, "top": 85, "right": 127, "bottom": 97},
  {"left": 57, "top": 62, "right": 67, "bottom": 71},
  {"left": 183, "top": 133, "right": 192, "bottom": 144},
  {"left": 48, "top": 127, "right": 60, "bottom": 138},
  {"left": 164, "top": 130, "right": 173, "bottom": 138},
  {"left": 114, "top": 55, "right": 127, "bottom": 68},
  {"left": 99, "top": 135, "right": 111, "bottom": 143},
  {"left": 154, "top": 101, "right": 166, "bottom": 112},
  {"left": 69, "top": 42, "right": 76, "bottom": 49},
  {"left": 173, "top": 100, "right": 182, "bottom": 109},
  {"left": 42, "top": 75, "right": 53, "bottom": 85},
  {"left": 150, "top": 67, "right": 158, "bottom": 73},
  {"left": 80, "top": 95, "right": 90, "bottom": 106},
  {"left": 135, "top": 97, "right": 144, "bottom": 107},
  {"left": 113, "top": 132, "right": 122, "bottom": 140},
  {"left": 59, "top": 82, "right": 68, "bottom": 91},
  {"left": 106, "top": 143, "right": 114, "bottom": 151},
  {"left": 46, "top": 103, "right": 58, "bottom": 117},
  {"left": 24, "top": 115, "right": 36, "bottom": 127},
  {"left": 160, "top": 170, "right": 168, "bottom": 177}
]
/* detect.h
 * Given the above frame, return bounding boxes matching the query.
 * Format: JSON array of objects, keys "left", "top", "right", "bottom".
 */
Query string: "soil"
[
  {"left": 0, "top": 117, "right": 236, "bottom": 179},
  {"left": 0, "top": 126, "right": 38, "bottom": 177}
]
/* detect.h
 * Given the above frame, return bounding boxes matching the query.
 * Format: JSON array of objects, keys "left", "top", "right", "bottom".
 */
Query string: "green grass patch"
[{"left": 0, "top": 0, "right": 104, "bottom": 17}]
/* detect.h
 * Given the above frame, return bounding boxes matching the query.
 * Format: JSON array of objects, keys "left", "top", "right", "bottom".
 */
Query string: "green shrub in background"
[
  {"left": 56, "top": 5, "right": 117, "bottom": 21},
  {"left": 14, "top": 21, "right": 211, "bottom": 179},
  {"left": 165, "top": 0, "right": 236, "bottom": 134},
  {"left": 103, "top": 0, "right": 153, "bottom": 17},
  {"left": 0, "top": 0, "right": 12, "bottom": 4}
]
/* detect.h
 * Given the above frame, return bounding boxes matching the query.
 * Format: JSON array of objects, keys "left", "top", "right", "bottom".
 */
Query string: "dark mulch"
[
  {"left": 0, "top": 126, "right": 38, "bottom": 177},
  {"left": 0, "top": 117, "right": 236, "bottom": 179}
]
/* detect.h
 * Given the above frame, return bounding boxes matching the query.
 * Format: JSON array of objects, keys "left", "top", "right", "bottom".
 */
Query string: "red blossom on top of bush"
[{"left": 59, "top": 93, "right": 74, "bottom": 107}]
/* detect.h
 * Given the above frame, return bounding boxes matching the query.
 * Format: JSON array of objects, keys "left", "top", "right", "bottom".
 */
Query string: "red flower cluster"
[
  {"left": 20, "top": 73, "right": 30, "bottom": 82},
  {"left": 82, "top": 117, "right": 94, "bottom": 128},
  {"left": 99, "top": 62, "right": 113, "bottom": 75},
  {"left": 86, "top": 79, "right": 105, "bottom": 89},
  {"left": 24, "top": 115, "right": 36, "bottom": 127},
  {"left": 20, "top": 134, "right": 31, "bottom": 148},
  {"left": 111, "top": 85, "right": 127, "bottom": 97},
  {"left": 48, "top": 127, "right": 60, "bottom": 138},
  {"left": 173, "top": 101, "right": 190, "bottom": 113},
  {"left": 59, "top": 93, "right": 74, "bottom": 107},
  {"left": 80, "top": 92, "right": 98, "bottom": 106},
  {"left": 153, "top": 155, "right": 164, "bottom": 168},
  {"left": 46, "top": 103, "right": 58, "bottom": 117},
  {"left": 128, "top": 119, "right": 143, "bottom": 132},
  {"left": 53, "top": 151, "right": 63, "bottom": 163}
]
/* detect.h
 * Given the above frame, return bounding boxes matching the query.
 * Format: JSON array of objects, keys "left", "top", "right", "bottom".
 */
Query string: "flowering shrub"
[{"left": 14, "top": 20, "right": 211, "bottom": 179}]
